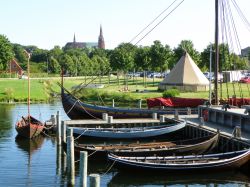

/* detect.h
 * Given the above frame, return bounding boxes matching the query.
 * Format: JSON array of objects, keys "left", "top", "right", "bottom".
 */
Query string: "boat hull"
[
  {"left": 63, "top": 133, "right": 219, "bottom": 161},
  {"left": 15, "top": 116, "right": 44, "bottom": 139},
  {"left": 61, "top": 88, "right": 197, "bottom": 120},
  {"left": 72, "top": 121, "right": 186, "bottom": 139},
  {"left": 108, "top": 149, "right": 250, "bottom": 172}
]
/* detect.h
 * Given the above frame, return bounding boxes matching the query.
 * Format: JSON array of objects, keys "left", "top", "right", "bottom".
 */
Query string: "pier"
[{"left": 50, "top": 106, "right": 250, "bottom": 186}]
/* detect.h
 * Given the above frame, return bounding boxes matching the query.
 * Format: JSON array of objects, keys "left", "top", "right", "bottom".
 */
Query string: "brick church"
[{"left": 65, "top": 25, "right": 105, "bottom": 49}]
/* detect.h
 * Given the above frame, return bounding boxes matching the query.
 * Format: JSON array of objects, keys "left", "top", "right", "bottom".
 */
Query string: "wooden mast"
[
  {"left": 28, "top": 53, "right": 30, "bottom": 120},
  {"left": 214, "top": 0, "right": 219, "bottom": 105},
  {"left": 24, "top": 50, "right": 31, "bottom": 120}
]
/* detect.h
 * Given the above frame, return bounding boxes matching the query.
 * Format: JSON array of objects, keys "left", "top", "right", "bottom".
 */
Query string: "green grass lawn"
[{"left": 0, "top": 76, "right": 249, "bottom": 103}]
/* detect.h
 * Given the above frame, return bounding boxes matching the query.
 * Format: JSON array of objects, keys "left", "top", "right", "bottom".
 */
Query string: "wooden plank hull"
[
  {"left": 108, "top": 149, "right": 250, "bottom": 172},
  {"left": 63, "top": 133, "right": 219, "bottom": 161},
  {"left": 15, "top": 116, "right": 44, "bottom": 139},
  {"left": 72, "top": 121, "right": 186, "bottom": 139},
  {"left": 61, "top": 88, "right": 197, "bottom": 120}
]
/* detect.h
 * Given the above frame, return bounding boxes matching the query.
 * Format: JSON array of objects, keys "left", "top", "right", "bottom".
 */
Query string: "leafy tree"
[
  {"left": 150, "top": 41, "right": 173, "bottom": 72},
  {"left": 0, "top": 35, "right": 14, "bottom": 70},
  {"left": 49, "top": 56, "right": 61, "bottom": 73},
  {"left": 109, "top": 43, "right": 137, "bottom": 73},
  {"left": 13, "top": 44, "right": 26, "bottom": 65},
  {"left": 78, "top": 53, "right": 92, "bottom": 76},
  {"left": 91, "top": 55, "right": 110, "bottom": 75},
  {"left": 59, "top": 54, "right": 75, "bottom": 76},
  {"left": 172, "top": 40, "right": 201, "bottom": 69},
  {"left": 134, "top": 46, "right": 151, "bottom": 71},
  {"left": 200, "top": 43, "right": 247, "bottom": 72}
]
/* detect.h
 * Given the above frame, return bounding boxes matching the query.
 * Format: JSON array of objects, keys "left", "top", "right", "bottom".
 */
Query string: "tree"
[
  {"left": 200, "top": 43, "right": 246, "bottom": 72},
  {"left": 134, "top": 46, "right": 151, "bottom": 71},
  {"left": 109, "top": 43, "right": 137, "bottom": 73},
  {"left": 172, "top": 40, "right": 201, "bottom": 69},
  {"left": 13, "top": 44, "right": 26, "bottom": 65},
  {"left": 59, "top": 54, "right": 75, "bottom": 76},
  {"left": 149, "top": 40, "right": 173, "bottom": 73},
  {"left": 91, "top": 55, "right": 110, "bottom": 75},
  {"left": 0, "top": 35, "right": 14, "bottom": 70}
]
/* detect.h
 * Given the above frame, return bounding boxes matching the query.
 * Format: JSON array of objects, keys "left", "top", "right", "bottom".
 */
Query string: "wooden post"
[
  {"left": 51, "top": 114, "right": 56, "bottom": 125},
  {"left": 80, "top": 151, "right": 88, "bottom": 187},
  {"left": 152, "top": 113, "right": 157, "bottom": 120},
  {"left": 234, "top": 126, "right": 241, "bottom": 138},
  {"left": 56, "top": 111, "right": 61, "bottom": 145},
  {"left": 138, "top": 99, "right": 142, "bottom": 109},
  {"left": 61, "top": 121, "right": 66, "bottom": 143},
  {"left": 160, "top": 115, "right": 165, "bottom": 123},
  {"left": 102, "top": 113, "right": 108, "bottom": 121},
  {"left": 112, "top": 99, "right": 115, "bottom": 107},
  {"left": 89, "top": 174, "right": 100, "bottom": 187},
  {"left": 66, "top": 128, "right": 75, "bottom": 185},
  {"left": 200, "top": 117, "right": 205, "bottom": 126},
  {"left": 174, "top": 109, "right": 179, "bottom": 120},
  {"left": 108, "top": 116, "right": 113, "bottom": 124}
]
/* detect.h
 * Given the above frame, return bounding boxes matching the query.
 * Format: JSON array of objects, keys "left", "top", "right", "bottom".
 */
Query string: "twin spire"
[{"left": 73, "top": 25, "right": 105, "bottom": 49}]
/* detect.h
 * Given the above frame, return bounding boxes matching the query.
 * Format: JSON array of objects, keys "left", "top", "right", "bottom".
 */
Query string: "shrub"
[
  {"left": 162, "top": 89, "right": 180, "bottom": 98},
  {"left": 4, "top": 88, "right": 14, "bottom": 101}
]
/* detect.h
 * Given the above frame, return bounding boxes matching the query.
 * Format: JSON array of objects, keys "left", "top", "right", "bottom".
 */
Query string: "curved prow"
[{"left": 61, "top": 68, "right": 64, "bottom": 95}]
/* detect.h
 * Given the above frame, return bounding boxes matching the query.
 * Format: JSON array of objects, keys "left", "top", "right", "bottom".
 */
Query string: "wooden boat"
[
  {"left": 15, "top": 50, "right": 44, "bottom": 139},
  {"left": 72, "top": 120, "right": 186, "bottom": 139},
  {"left": 16, "top": 115, "right": 44, "bottom": 139},
  {"left": 60, "top": 84, "right": 197, "bottom": 120},
  {"left": 108, "top": 149, "right": 250, "bottom": 172},
  {"left": 108, "top": 170, "right": 250, "bottom": 186},
  {"left": 65, "top": 133, "right": 219, "bottom": 160}
]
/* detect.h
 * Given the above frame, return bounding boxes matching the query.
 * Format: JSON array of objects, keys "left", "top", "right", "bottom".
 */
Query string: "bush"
[{"left": 162, "top": 89, "right": 180, "bottom": 98}]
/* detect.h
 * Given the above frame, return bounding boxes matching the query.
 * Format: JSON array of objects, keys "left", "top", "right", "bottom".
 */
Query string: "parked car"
[{"left": 239, "top": 76, "right": 250, "bottom": 83}]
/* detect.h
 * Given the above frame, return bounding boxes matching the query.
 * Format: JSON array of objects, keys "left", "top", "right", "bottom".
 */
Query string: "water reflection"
[
  {"left": 0, "top": 104, "right": 14, "bottom": 139},
  {"left": 15, "top": 135, "right": 45, "bottom": 156},
  {"left": 108, "top": 170, "right": 250, "bottom": 186}
]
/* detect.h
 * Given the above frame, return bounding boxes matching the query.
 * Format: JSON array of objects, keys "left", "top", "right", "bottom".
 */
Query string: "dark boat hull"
[
  {"left": 61, "top": 88, "right": 197, "bottom": 120},
  {"left": 15, "top": 116, "right": 44, "bottom": 139},
  {"left": 108, "top": 149, "right": 250, "bottom": 172},
  {"left": 63, "top": 133, "right": 219, "bottom": 161}
]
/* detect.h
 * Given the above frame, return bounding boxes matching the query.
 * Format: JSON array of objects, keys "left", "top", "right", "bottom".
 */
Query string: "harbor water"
[{"left": 0, "top": 102, "right": 250, "bottom": 187}]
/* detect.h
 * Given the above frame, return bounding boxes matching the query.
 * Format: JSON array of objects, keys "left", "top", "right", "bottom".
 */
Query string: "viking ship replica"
[{"left": 15, "top": 50, "right": 44, "bottom": 139}]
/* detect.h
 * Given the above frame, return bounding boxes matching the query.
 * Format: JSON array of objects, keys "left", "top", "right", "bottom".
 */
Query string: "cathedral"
[{"left": 64, "top": 25, "right": 105, "bottom": 49}]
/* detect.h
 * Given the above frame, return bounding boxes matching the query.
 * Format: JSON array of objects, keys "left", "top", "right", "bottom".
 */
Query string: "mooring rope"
[
  {"left": 66, "top": 100, "right": 79, "bottom": 115},
  {"left": 100, "top": 160, "right": 116, "bottom": 177},
  {"left": 77, "top": 100, "right": 101, "bottom": 120},
  {"left": 74, "top": 128, "right": 88, "bottom": 141},
  {"left": 87, "top": 149, "right": 99, "bottom": 157},
  {"left": 41, "top": 130, "right": 54, "bottom": 138}
]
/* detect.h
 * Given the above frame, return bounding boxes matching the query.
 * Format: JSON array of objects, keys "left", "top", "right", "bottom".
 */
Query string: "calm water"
[{"left": 0, "top": 102, "right": 250, "bottom": 187}]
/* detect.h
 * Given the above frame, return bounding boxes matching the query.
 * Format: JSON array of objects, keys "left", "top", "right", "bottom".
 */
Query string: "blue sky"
[{"left": 1, "top": 0, "right": 250, "bottom": 52}]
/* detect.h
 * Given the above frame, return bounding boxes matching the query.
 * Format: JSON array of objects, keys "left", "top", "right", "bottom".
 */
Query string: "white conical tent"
[{"left": 159, "top": 52, "right": 209, "bottom": 91}]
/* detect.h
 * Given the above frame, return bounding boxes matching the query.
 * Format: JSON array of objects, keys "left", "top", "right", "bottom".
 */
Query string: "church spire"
[
  {"left": 98, "top": 25, "right": 105, "bottom": 49},
  {"left": 73, "top": 33, "right": 76, "bottom": 43}
]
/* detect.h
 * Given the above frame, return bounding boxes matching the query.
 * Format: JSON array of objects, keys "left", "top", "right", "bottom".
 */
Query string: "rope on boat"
[
  {"left": 74, "top": 128, "right": 88, "bottom": 140},
  {"left": 41, "top": 130, "right": 54, "bottom": 138},
  {"left": 77, "top": 100, "right": 101, "bottom": 120},
  {"left": 88, "top": 149, "right": 98, "bottom": 157},
  {"left": 66, "top": 100, "right": 79, "bottom": 115},
  {"left": 100, "top": 160, "right": 116, "bottom": 177}
]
